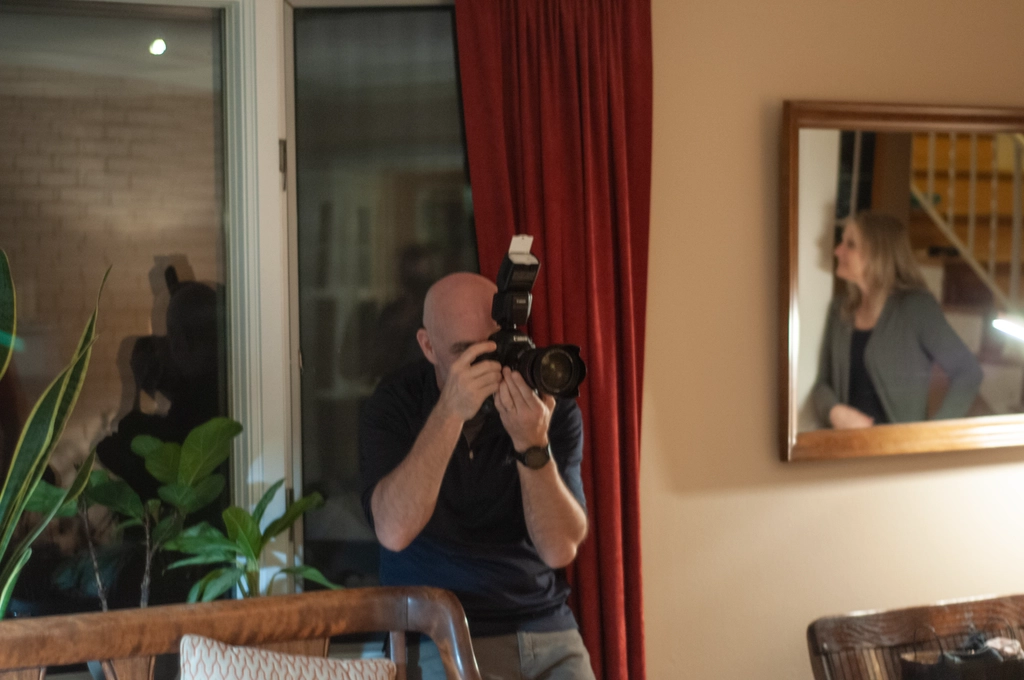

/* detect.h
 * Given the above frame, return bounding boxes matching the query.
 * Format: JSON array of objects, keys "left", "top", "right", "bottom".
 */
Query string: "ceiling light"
[
  {"left": 993, "top": 317, "right": 1024, "bottom": 342},
  {"left": 149, "top": 39, "right": 167, "bottom": 56}
]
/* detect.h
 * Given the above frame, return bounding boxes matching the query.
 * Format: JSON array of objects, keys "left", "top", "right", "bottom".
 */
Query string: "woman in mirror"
[{"left": 812, "top": 212, "right": 983, "bottom": 429}]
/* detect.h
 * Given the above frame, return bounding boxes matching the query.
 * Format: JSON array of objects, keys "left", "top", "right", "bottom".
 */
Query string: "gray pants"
[{"left": 407, "top": 629, "right": 596, "bottom": 680}]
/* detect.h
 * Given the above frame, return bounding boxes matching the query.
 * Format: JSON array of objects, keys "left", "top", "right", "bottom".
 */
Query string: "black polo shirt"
[{"left": 359, "top": 359, "right": 586, "bottom": 636}]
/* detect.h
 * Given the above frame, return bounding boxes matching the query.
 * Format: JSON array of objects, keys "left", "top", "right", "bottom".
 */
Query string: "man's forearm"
[
  {"left": 519, "top": 462, "right": 588, "bottom": 569},
  {"left": 370, "top": 403, "right": 464, "bottom": 551}
]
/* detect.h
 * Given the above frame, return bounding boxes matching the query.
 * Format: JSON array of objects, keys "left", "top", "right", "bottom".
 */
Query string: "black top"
[
  {"left": 849, "top": 329, "right": 888, "bottom": 424},
  {"left": 359, "top": 359, "right": 586, "bottom": 636}
]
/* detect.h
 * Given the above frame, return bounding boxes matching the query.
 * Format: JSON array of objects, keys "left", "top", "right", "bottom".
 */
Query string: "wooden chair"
[
  {"left": 807, "top": 593, "right": 1024, "bottom": 679},
  {"left": 0, "top": 586, "right": 481, "bottom": 680}
]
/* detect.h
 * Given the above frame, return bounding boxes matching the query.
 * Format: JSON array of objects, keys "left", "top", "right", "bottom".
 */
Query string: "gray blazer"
[{"left": 811, "top": 289, "right": 983, "bottom": 426}]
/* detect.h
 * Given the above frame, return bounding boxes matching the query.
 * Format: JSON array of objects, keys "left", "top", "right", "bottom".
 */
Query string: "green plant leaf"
[
  {"left": 188, "top": 566, "right": 243, "bottom": 603},
  {"left": 0, "top": 547, "right": 31, "bottom": 619},
  {"left": 275, "top": 565, "right": 341, "bottom": 591},
  {"left": 25, "top": 450, "right": 95, "bottom": 518},
  {"left": 167, "top": 551, "right": 235, "bottom": 570},
  {"left": 145, "top": 498, "right": 161, "bottom": 521},
  {"left": 151, "top": 514, "right": 184, "bottom": 547},
  {"left": 130, "top": 435, "right": 163, "bottom": 459},
  {"left": 223, "top": 507, "right": 261, "bottom": 563},
  {"left": 263, "top": 492, "right": 324, "bottom": 546},
  {"left": 87, "top": 479, "right": 144, "bottom": 521},
  {"left": 164, "top": 522, "right": 237, "bottom": 555},
  {"left": 118, "top": 518, "right": 143, "bottom": 530},
  {"left": 187, "top": 568, "right": 222, "bottom": 603},
  {"left": 25, "top": 479, "right": 73, "bottom": 516},
  {"left": 7, "top": 451, "right": 96, "bottom": 566},
  {"left": 139, "top": 443, "right": 180, "bottom": 486},
  {"left": 178, "top": 418, "right": 242, "bottom": 486},
  {"left": 157, "top": 483, "right": 205, "bottom": 515},
  {"left": 252, "top": 479, "right": 284, "bottom": 526},
  {"left": 190, "top": 474, "right": 225, "bottom": 513},
  {"left": 0, "top": 250, "right": 15, "bottom": 385}
]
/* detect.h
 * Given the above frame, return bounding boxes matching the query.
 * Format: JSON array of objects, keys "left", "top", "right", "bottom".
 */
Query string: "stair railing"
[{"left": 909, "top": 132, "right": 1024, "bottom": 311}]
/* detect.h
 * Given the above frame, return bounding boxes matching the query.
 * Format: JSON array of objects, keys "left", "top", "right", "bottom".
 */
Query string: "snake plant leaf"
[
  {"left": 0, "top": 268, "right": 104, "bottom": 564},
  {"left": 44, "top": 267, "right": 107, "bottom": 468},
  {"left": 178, "top": 418, "right": 241, "bottom": 486},
  {"left": 263, "top": 492, "right": 324, "bottom": 548},
  {"left": 273, "top": 564, "right": 341, "bottom": 592},
  {"left": 8, "top": 451, "right": 96, "bottom": 565},
  {"left": 0, "top": 548, "right": 31, "bottom": 619},
  {"left": 0, "top": 351, "right": 77, "bottom": 563},
  {"left": 0, "top": 251, "right": 14, "bottom": 384},
  {"left": 223, "top": 507, "right": 261, "bottom": 564},
  {"left": 252, "top": 479, "right": 284, "bottom": 526}
]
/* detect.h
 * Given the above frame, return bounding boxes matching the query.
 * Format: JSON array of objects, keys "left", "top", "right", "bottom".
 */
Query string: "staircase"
[{"left": 907, "top": 131, "right": 1024, "bottom": 415}]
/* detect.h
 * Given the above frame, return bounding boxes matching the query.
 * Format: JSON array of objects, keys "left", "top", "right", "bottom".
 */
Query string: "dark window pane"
[
  {"left": 0, "top": 0, "right": 227, "bottom": 614},
  {"left": 293, "top": 7, "right": 476, "bottom": 588}
]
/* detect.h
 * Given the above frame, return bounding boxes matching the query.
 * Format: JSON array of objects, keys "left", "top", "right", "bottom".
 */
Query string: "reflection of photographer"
[
  {"left": 359, "top": 238, "right": 595, "bottom": 679},
  {"left": 91, "top": 265, "right": 225, "bottom": 606}
]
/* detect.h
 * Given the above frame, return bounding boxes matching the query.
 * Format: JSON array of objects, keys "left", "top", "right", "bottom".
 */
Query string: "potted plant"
[{"left": 0, "top": 250, "right": 105, "bottom": 617}]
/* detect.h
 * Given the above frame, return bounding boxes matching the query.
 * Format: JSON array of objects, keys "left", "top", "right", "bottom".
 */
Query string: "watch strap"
[{"left": 515, "top": 444, "right": 552, "bottom": 470}]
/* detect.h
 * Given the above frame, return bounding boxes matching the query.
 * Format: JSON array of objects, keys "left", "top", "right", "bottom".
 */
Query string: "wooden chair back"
[
  {"left": 807, "top": 593, "right": 1024, "bottom": 680},
  {"left": 0, "top": 586, "right": 480, "bottom": 680}
]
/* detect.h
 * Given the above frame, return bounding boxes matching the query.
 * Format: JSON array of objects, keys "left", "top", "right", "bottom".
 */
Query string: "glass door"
[{"left": 286, "top": 4, "right": 477, "bottom": 588}]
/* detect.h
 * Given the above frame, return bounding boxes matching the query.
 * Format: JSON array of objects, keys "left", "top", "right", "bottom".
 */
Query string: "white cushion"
[{"left": 180, "top": 634, "right": 396, "bottom": 680}]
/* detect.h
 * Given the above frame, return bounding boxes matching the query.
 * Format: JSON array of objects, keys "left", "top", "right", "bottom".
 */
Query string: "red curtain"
[{"left": 455, "top": 2, "right": 652, "bottom": 679}]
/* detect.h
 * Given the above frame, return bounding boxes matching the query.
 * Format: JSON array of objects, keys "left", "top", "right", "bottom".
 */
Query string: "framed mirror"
[{"left": 780, "top": 100, "right": 1024, "bottom": 461}]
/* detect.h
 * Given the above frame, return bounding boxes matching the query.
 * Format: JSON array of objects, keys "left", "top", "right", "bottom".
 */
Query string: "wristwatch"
[{"left": 514, "top": 444, "right": 552, "bottom": 470}]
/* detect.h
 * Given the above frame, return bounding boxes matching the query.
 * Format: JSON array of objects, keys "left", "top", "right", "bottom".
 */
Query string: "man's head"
[{"left": 416, "top": 272, "right": 499, "bottom": 387}]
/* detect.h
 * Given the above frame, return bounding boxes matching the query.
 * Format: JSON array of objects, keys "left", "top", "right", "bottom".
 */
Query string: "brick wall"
[{"left": 0, "top": 63, "right": 224, "bottom": 481}]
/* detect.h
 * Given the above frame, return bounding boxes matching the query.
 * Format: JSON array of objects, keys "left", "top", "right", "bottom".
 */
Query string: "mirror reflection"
[{"left": 797, "top": 129, "right": 1024, "bottom": 433}]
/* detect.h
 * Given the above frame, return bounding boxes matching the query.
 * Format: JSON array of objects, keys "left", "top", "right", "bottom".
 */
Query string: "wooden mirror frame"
[{"left": 779, "top": 100, "right": 1024, "bottom": 462}]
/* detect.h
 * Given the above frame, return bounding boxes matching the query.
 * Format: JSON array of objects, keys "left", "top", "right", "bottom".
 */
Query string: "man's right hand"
[
  {"left": 829, "top": 403, "right": 874, "bottom": 429},
  {"left": 437, "top": 341, "right": 502, "bottom": 421}
]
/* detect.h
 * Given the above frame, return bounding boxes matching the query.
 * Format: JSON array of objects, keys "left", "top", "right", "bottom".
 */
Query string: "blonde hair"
[{"left": 842, "top": 211, "right": 926, "bottom": 317}]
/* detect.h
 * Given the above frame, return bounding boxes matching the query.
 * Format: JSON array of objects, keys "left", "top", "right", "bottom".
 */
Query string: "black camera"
[{"left": 479, "top": 236, "right": 586, "bottom": 399}]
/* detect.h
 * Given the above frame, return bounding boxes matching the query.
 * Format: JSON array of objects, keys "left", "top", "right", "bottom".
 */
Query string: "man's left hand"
[{"left": 495, "top": 367, "right": 554, "bottom": 452}]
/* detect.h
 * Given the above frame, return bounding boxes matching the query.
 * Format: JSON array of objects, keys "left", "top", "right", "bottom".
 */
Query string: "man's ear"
[{"left": 416, "top": 328, "right": 437, "bottom": 365}]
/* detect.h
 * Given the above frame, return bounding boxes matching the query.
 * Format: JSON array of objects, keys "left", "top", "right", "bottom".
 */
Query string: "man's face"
[
  {"left": 427, "top": 304, "right": 499, "bottom": 387},
  {"left": 417, "top": 274, "right": 500, "bottom": 388}
]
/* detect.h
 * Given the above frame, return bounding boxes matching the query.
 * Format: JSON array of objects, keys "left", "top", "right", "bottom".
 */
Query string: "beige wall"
[{"left": 643, "top": 1, "right": 1024, "bottom": 678}]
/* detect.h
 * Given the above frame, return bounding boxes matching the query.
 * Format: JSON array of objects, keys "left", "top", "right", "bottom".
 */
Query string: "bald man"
[{"left": 359, "top": 272, "right": 594, "bottom": 680}]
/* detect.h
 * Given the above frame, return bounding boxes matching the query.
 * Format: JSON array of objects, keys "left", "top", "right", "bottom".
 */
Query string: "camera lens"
[
  {"left": 538, "top": 349, "right": 574, "bottom": 394},
  {"left": 516, "top": 344, "right": 585, "bottom": 398}
]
